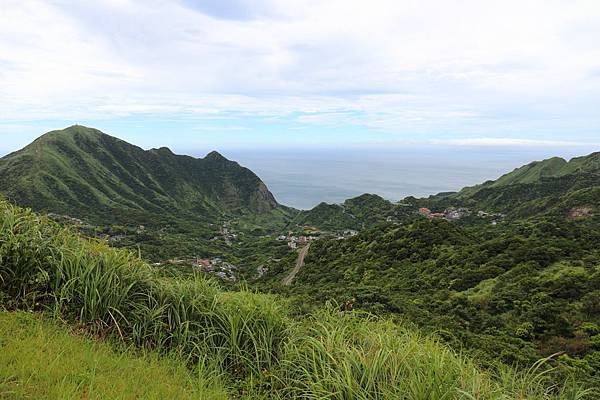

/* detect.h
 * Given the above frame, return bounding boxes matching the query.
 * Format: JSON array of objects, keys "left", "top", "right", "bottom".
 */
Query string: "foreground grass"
[
  {"left": 0, "top": 199, "right": 596, "bottom": 399},
  {"left": 0, "top": 311, "right": 227, "bottom": 399}
]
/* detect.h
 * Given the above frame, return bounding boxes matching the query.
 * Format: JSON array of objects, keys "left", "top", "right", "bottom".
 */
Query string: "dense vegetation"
[
  {"left": 0, "top": 125, "right": 280, "bottom": 226},
  {"left": 428, "top": 152, "right": 600, "bottom": 218},
  {"left": 295, "top": 193, "right": 396, "bottom": 231},
  {"left": 1, "top": 199, "right": 593, "bottom": 398},
  {"left": 261, "top": 216, "right": 600, "bottom": 387},
  {"left": 2, "top": 127, "right": 600, "bottom": 397},
  {"left": 255, "top": 151, "right": 600, "bottom": 389}
]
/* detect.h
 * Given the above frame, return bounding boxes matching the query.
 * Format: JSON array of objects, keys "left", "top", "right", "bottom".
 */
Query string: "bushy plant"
[
  {"left": 0, "top": 200, "right": 288, "bottom": 379},
  {"left": 0, "top": 200, "right": 595, "bottom": 398}
]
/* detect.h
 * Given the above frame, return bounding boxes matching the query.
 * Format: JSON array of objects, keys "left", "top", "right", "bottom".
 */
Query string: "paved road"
[{"left": 282, "top": 243, "right": 310, "bottom": 286}]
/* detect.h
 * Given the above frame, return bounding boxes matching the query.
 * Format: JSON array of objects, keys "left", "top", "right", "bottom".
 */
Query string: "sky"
[{"left": 1, "top": 0, "right": 600, "bottom": 154}]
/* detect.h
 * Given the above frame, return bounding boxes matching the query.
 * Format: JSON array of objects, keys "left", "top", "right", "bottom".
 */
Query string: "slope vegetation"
[
  {"left": 0, "top": 125, "right": 278, "bottom": 225},
  {"left": 266, "top": 217, "right": 600, "bottom": 387},
  {"left": 297, "top": 193, "right": 395, "bottom": 230},
  {"left": 0, "top": 312, "right": 226, "bottom": 399},
  {"left": 443, "top": 152, "right": 600, "bottom": 217},
  {"left": 0, "top": 198, "right": 592, "bottom": 399}
]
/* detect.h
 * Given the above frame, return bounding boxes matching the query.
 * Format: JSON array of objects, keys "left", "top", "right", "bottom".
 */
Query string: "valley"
[
  {"left": 3, "top": 1, "right": 599, "bottom": 397},
  {"left": 1, "top": 126, "right": 599, "bottom": 397}
]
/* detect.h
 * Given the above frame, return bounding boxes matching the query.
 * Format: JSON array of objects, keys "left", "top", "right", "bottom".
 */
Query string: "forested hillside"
[
  {"left": 427, "top": 152, "right": 600, "bottom": 218},
  {"left": 295, "top": 193, "right": 396, "bottom": 230},
  {"left": 2, "top": 198, "right": 590, "bottom": 398},
  {"left": 2, "top": 126, "right": 600, "bottom": 394},
  {"left": 261, "top": 216, "right": 600, "bottom": 386}
]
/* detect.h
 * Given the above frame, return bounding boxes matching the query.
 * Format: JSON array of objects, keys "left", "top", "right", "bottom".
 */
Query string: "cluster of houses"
[
  {"left": 418, "top": 207, "right": 505, "bottom": 224},
  {"left": 276, "top": 225, "right": 362, "bottom": 249},
  {"left": 47, "top": 213, "right": 86, "bottom": 226},
  {"left": 277, "top": 229, "right": 358, "bottom": 249},
  {"left": 568, "top": 206, "right": 593, "bottom": 219},
  {"left": 335, "top": 229, "right": 359, "bottom": 240},
  {"left": 193, "top": 257, "right": 238, "bottom": 281},
  {"left": 277, "top": 233, "right": 318, "bottom": 249},
  {"left": 210, "top": 223, "right": 238, "bottom": 246},
  {"left": 155, "top": 257, "right": 238, "bottom": 281},
  {"left": 418, "top": 207, "right": 471, "bottom": 220},
  {"left": 477, "top": 210, "right": 506, "bottom": 219}
]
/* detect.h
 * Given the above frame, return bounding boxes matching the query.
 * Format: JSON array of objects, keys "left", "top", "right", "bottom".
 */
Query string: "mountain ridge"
[
  {"left": 0, "top": 125, "right": 279, "bottom": 225},
  {"left": 2, "top": 125, "right": 599, "bottom": 229},
  {"left": 458, "top": 152, "right": 600, "bottom": 197}
]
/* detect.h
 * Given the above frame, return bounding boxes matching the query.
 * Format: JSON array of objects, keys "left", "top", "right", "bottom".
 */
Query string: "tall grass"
[
  {"left": 280, "top": 308, "right": 597, "bottom": 399},
  {"left": 0, "top": 312, "right": 227, "bottom": 399},
  {"left": 0, "top": 200, "right": 287, "bottom": 380},
  {"left": 0, "top": 199, "right": 595, "bottom": 399}
]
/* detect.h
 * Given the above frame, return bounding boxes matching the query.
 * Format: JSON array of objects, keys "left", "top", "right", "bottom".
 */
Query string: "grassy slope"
[
  {"left": 490, "top": 157, "right": 568, "bottom": 187},
  {"left": 0, "top": 199, "right": 594, "bottom": 398},
  {"left": 0, "top": 125, "right": 280, "bottom": 226},
  {"left": 0, "top": 312, "right": 227, "bottom": 400},
  {"left": 451, "top": 152, "right": 600, "bottom": 214}
]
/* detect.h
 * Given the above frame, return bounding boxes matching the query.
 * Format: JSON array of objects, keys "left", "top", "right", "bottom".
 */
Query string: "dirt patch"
[{"left": 568, "top": 206, "right": 594, "bottom": 219}]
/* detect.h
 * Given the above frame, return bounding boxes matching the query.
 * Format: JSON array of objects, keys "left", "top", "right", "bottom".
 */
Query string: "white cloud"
[
  {"left": 0, "top": 0, "right": 599, "bottom": 140},
  {"left": 429, "top": 138, "right": 598, "bottom": 147}
]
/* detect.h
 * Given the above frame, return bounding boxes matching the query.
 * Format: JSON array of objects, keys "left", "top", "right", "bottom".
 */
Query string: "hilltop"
[
  {"left": 296, "top": 193, "right": 396, "bottom": 231},
  {"left": 0, "top": 125, "right": 278, "bottom": 226},
  {"left": 427, "top": 152, "right": 600, "bottom": 218}
]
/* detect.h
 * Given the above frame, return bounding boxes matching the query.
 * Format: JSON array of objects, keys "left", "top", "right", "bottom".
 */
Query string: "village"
[
  {"left": 276, "top": 226, "right": 360, "bottom": 249},
  {"left": 417, "top": 206, "right": 505, "bottom": 224},
  {"left": 46, "top": 205, "right": 508, "bottom": 285},
  {"left": 155, "top": 256, "right": 239, "bottom": 281},
  {"left": 210, "top": 222, "right": 238, "bottom": 246}
]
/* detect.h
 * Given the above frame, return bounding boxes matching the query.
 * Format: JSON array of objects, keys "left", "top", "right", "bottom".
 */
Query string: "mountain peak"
[
  {"left": 0, "top": 127, "right": 278, "bottom": 222},
  {"left": 151, "top": 146, "right": 174, "bottom": 155},
  {"left": 204, "top": 151, "right": 228, "bottom": 161},
  {"left": 35, "top": 125, "right": 105, "bottom": 145},
  {"left": 56, "top": 124, "right": 103, "bottom": 136}
]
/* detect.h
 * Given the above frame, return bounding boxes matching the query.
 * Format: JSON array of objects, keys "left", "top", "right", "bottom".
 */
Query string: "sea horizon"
[
  {"left": 220, "top": 146, "right": 593, "bottom": 209},
  {"left": 1, "top": 142, "right": 594, "bottom": 210}
]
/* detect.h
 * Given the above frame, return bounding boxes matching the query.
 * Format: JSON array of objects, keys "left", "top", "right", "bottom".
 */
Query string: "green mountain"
[
  {"left": 296, "top": 193, "right": 395, "bottom": 231},
  {"left": 0, "top": 125, "right": 279, "bottom": 225},
  {"left": 425, "top": 152, "right": 600, "bottom": 218},
  {"left": 460, "top": 153, "right": 600, "bottom": 195}
]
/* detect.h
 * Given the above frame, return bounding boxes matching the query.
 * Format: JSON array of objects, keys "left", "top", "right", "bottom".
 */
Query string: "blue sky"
[{"left": 1, "top": 0, "right": 600, "bottom": 155}]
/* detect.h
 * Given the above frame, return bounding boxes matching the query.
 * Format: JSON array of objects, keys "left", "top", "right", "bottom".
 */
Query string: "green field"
[{"left": 0, "top": 312, "right": 227, "bottom": 400}]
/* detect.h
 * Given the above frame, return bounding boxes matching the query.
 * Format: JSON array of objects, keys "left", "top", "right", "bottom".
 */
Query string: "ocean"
[{"left": 219, "top": 146, "right": 593, "bottom": 209}]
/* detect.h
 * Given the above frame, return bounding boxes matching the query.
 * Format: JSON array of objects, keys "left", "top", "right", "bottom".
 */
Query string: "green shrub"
[
  {"left": 580, "top": 322, "right": 600, "bottom": 336},
  {"left": 0, "top": 200, "right": 595, "bottom": 399},
  {"left": 0, "top": 200, "right": 288, "bottom": 379}
]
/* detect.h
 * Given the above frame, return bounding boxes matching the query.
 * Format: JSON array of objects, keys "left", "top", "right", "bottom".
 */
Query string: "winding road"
[{"left": 282, "top": 243, "right": 310, "bottom": 286}]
